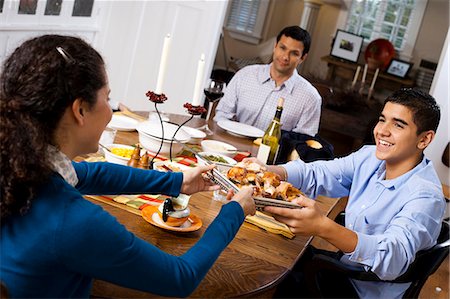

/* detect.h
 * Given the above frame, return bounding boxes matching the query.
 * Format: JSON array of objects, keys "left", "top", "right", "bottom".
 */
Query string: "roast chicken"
[{"left": 227, "top": 161, "right": 302, "bottom": 201}]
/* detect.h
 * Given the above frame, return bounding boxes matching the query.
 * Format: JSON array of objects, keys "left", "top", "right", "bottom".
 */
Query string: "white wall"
[
  {"left": 95, "top": 0, "right": 228, "bottom": 114},
  {"left": 427, "top": 27, "right": 450, "bottom": 186}
]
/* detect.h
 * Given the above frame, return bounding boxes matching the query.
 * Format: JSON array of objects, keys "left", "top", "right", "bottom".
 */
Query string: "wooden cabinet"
[{"left": 321, "top": 55, "right": 414, "bottom": 93}]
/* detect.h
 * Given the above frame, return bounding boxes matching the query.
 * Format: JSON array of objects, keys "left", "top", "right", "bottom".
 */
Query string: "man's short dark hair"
[
  {"left": 276, "top": 26, "right": 311, "bottom": 57},
  {"left": 384, "top": 88, "right": 440, "bottom": 134}
]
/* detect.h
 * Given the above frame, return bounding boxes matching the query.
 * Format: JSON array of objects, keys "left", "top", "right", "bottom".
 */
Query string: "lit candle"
[
  {"left": 192, "top": 53, "right": 205, "bottom": 106},
  {"left": 370, "top": 68, "right": 380, "bottom": 90},
  {"left": 155, "top": 34, "right": 171, "bottom": 94},
  {"left": 361, "top": 64, "right": 368, "bottom": 84},
  {"left": 351, "top": 65, "right": 361, "bottom": 88}
]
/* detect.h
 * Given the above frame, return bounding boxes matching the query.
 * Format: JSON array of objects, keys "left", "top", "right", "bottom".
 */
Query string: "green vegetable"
[{"left": 202, "top": 154, "right": 228, "bottom": 164}]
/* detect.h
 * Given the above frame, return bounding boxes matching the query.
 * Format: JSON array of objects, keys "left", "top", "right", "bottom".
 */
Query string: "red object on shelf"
[{"left": 364, "top": 39, "right": 395, "bottom": 70}]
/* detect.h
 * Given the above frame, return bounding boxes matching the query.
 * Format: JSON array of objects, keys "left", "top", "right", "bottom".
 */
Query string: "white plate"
[
  {"left": 217, "top": 120, "right": 264, "bottom": 138},
  {"left": 182, "top": 126, "right": 206, "bottom": 139},
  {"left": 107, "top": 115, "right": 139, "bottom": 131}
]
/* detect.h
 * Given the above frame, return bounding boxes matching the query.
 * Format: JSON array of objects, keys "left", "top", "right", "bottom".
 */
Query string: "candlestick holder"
[
  {"left": 169, "top": 103, "right": 207, "bottom": 161},
  {"left": 146, "top": 90, "right": 168, "bottom": 169}
]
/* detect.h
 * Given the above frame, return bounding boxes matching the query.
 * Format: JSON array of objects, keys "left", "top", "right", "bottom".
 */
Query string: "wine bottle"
[{"left": 257, "top": 97, "right": 284, "bottom": 165}]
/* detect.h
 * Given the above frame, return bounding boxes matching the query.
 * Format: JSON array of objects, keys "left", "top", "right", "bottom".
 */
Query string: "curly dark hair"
[
  {"left": 0, "top": 35, "right": 106, "bottom": 220},
  {"left": 384, "top": 88, "right": 441, "bottom": 134}
]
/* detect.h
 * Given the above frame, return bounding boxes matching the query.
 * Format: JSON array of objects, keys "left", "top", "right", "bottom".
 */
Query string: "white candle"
[
  {"left": 370, "top": 68, "right": 380, "bottom": 90},
  {"left": 192, "top": 53, "right": 205, "bottom": 106},
  {"left": 361, "top": 64, "right": 368, "bottom": 84},
  {"left": 351, "top": 65, "right": 361, "bottom": 87},
  {"left": 155, "top": 34, "right": 171, "bottom": 94}
]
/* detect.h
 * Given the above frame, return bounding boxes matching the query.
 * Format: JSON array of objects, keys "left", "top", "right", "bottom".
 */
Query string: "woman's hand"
[
  {"left": 264, "top": 195, "right": 328, "bottom": 235},
  {"left": 180, "top": 164, "right": 220, "bottom": 195},
  {"left": 226, "top": 186, "right": 255, "bottom": 216}
]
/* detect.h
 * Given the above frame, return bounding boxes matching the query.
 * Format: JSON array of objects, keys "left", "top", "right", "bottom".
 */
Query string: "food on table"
[
  {"left": 201, "top": 154, "right": 229, "bottom": 164},
  {"left": 155, "top": 162, "right": 183, "bottom": 173},
  {"left": 227, "top": 161, "right": 303, "bottom": 201},
  {"left": 110, "top": 147, "right": 134, "bottom": 158},
  {"left": 157, "top": 198, "right": 190, "bottom": 227}
]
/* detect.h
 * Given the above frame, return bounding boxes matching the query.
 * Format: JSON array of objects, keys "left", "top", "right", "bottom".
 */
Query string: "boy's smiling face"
[{"left": 373, "top": 102, "right": 432, "bottom": 175}]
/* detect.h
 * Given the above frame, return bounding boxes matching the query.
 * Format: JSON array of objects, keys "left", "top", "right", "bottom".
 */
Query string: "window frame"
[
  {"left": 224, "top": 0, "right": 271, "bottom": 45},
  {"left": 345, "top": 0, "right": 427, "bottom": 60},
  {"left": 0, "top": 0, "right": 102, "bottom": 29}
]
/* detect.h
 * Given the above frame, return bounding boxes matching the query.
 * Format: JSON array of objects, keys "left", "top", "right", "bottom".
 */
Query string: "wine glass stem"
[{"left": 205, "top": 101, "right": 213, "bottom": 121}]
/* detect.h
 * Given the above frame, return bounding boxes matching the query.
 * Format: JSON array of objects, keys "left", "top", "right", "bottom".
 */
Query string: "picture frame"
[
  {"left": 386, "top": 59, "right": 413, "bottom": 78},
  {"left": 330, "top": 30, "right": 364, "bottom": 63}
]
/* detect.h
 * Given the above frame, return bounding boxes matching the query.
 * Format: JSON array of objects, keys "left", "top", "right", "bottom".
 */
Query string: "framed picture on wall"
[
  {"left": 386, "top": 59, "right": 413, "bottom": 78},
  {"left": 330, "top": 30, "right": 364, "bottom": 63}
]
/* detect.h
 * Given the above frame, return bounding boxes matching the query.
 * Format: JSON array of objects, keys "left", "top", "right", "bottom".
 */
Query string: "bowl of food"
[
  {"left": 182, "top": 126, "right": 207, "bottom": 144},
  {"left": 157, "top": 197, "right": 190, "bottom": 227},
  {"left": 103, "top": 144, "right": 136, "bottom": 165},
  {"left": 137, "top": 120, "right": 191, "bottom": 155},
  {"left": 201, "top": 140, "right": 237, "bottom": 158},
  {"left": 197, "top": 151, "right": 237, "bottom": 172}
]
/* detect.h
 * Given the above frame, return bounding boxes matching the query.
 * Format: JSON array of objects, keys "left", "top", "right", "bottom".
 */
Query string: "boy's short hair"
[
  {"left": 384, "top": 88, "right": 440, "bottom": 134},
  {"left": 276, "top": 26, "right": 311, "bottom": 57}
]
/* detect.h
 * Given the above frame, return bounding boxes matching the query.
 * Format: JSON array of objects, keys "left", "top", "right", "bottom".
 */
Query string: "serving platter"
[{"left": 200, "top": 159, "right": 302, "bottom": 210}]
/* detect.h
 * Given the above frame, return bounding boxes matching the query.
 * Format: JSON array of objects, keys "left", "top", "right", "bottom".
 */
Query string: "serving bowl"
[
  {"left": 137, "top": 121, "right": 190, "bottom": 155},
  {"left": 201, "top": 140, "right": 237, "bottom": 158},
  {"left": 103, "top": 143, "right": 135, "bottom": 165},
  {"left": 197, "top": 151, "right": 237, "bottom": 172}
]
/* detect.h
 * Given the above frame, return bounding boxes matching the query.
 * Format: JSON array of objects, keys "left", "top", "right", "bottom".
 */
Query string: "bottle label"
[{"left": 257, "top": 143, "right": 271, "bottom": 164}]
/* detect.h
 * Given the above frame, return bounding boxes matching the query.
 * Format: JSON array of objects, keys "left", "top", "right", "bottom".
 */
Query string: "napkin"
[{"left": 245, "top": 211, "right": 295, "bottom": 239}]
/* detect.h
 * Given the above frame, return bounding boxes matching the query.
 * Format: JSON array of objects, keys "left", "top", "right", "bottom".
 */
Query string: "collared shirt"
[
  {"left": 47, "top": 145, "right": 78, "bottom": 187},
  {"left": 214, "top": 64, "right": 322, "bottom": 136},
  {"left": 284, "top": 145, "right": 445, "bottom": 299}
]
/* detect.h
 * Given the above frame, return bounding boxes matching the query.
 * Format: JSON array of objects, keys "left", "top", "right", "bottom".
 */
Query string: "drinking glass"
[
  {"left": 201, "top": 79, "right": 225, "bottom": 134},
  {"left": 204, "top": 79, "right": 225, "bottom": 120}
]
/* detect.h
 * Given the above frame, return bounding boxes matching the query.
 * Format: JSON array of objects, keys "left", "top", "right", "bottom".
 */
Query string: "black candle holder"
[
  {"left": 169, "top": 103, "right": 207, "bottom": 161},
  {"left": 146, "top": 91, "right": 168, "bottom": 169}
]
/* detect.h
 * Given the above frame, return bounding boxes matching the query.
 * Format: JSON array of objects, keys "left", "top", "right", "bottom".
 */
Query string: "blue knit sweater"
[{"left": 1, "top": 162, "right": 245, "bottom": 298}]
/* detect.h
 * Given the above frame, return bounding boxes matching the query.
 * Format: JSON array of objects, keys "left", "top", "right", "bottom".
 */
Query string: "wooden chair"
[{"left": 304, "top": 215, "right": 450, "bottom": 298}]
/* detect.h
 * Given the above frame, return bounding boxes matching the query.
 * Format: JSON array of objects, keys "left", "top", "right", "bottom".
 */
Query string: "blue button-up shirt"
[
  {"left": 284, "top": 145, "right": 445, "bottom": 299},
  {"left": 214, "top": 64, "right": 322, "bottom": 136}
]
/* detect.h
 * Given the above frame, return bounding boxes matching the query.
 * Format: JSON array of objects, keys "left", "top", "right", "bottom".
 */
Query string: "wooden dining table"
[{"left": 86, "top": 113, "right": 340, "bottom": 298}]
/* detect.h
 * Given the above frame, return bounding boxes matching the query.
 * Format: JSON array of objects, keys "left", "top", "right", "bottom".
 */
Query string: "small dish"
[
  {"left": 197, "top": 151, "right": 237, "bottom": 172},
  {"left": 201, "top": 140, "right": 237, "bottom": 157},
  {"left": 103, "top": 143, "right": 135, "bottom": 165},
  {"left": 141, "top": 206, "right": 202, "bottom": 232},
  {"left": 153, "top": 161, "right": 190, "bottom": 172},
  {"left": 182, "top": 126, "right": 207, "bottom": 143},
  {"left": 107, "top": 114, "right": 139, "bottom": 131}
]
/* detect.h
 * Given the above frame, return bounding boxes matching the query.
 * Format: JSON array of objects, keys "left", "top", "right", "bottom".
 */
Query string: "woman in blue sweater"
[{"left": 0, "top": 35, "right": 255, "bottom": 298}]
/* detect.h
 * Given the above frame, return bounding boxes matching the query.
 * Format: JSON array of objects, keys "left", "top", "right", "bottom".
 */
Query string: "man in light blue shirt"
[{"left": 254, "top": 88, "right": 445, "bottom": 298}]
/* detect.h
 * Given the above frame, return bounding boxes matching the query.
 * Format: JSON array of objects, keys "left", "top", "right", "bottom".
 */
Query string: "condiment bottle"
[
  {"left": 127, "top": 144, "right": 141, "bottom": 168},
  {"left": 137, "top": 152, "right": 150, "bottom": 170}
]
